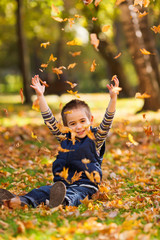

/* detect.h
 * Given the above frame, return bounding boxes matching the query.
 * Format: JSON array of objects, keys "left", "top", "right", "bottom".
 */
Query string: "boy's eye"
[
  {"left": 70, "top": 123, "right": 75, "bottom": 126},
  {"left": 81, "top": 120, "right": 86, "bottom": 123}
]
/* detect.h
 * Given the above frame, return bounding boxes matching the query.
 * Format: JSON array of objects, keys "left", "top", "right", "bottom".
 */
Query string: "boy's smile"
[{"left": 66, "top": 108, "right": 93, "bottom": 138}]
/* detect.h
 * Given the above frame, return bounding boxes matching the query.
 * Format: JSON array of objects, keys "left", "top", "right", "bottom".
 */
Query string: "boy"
[{"left": 0, "top": 75, "right": 119, "bottom": 208}]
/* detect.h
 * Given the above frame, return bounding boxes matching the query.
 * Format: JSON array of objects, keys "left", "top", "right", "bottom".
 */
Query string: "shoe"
[
  {"left": 0, "top": 189, "right": 29, "bottom": 207},
  {"left": 0, "top": 189, "right": 16, "bottom": 205},
  {"left": 49, "top": 182, "right": 66, "bottom": 208}
]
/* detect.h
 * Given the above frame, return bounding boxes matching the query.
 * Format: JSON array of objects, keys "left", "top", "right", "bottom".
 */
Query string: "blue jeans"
[{"left": 20, "top": 183, "right": 97, "bottom": 207}]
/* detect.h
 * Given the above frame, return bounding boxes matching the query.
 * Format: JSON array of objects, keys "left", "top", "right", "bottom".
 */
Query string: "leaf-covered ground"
[{"left": 0, "top": 95, "right": 160, "bottom": 240}]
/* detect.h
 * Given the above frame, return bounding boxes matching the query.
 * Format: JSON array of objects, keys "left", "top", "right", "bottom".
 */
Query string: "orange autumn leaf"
[
  {"left": 51, "top": 3, "right": 60, "bottom": 15},
  {"left": 3, "top": 196, "right": 23, "bottom": 209},
  {"left": 71, "top": 130, "right": 76, "bottom": 145},
  {"left": 40, "top": 42, "right": 50, "bottom": 48},
  {"left": 56, "top": 167, "right": 69, "bottom": 180},
  {"left": 94, "top": 171, "right": 101, "bottom": 183},
  {"left": 85, "top": 171, "right": 95, "bottom": 183},
  {"left": 134, "top": 0, "right": 143, "bottom": 7},
  {"left": 64, "top": 110, "right": 73, "bottom": 114},
  {"left": 138, "top": 11, "right": 148, "bottom": 18},
  {"left": 69, "top": 51, "right": 81, "bottom": 57},
  {"left": 31, "top": 132, "right": 41, "bottom": 143},
  {"left": 39, "top": 78, "right": 49, "bottom": 87},
  {"left": 114, "top": 52, "right": 122, "bottom": 59},
  {"left": 135, "top": 92, "right": 151, "bottom": 99},
  {"left": 56, "top": 122, "right": 71, "bottom": 133},
  {"left": 85, "top": 171, "right": 101, "bottom": 183},
  {"left": 90, "top": 59, "right": 97, "bottom": 72},
  {"left": 92, "top": 17, "right": 98, "bottom": 21},
  {"left": 144, "top": 125, "right": 153, "bottom": 136},
  {"left": 52, "top": 16, "right": 65, "bottom": 22},
  {"left": 86, "top": 129, "right": 96, "bottom": 140},
  {"left": 83, "top": 0, "right": 93, "bottom": 5},
  {"left": 32, "top": 98, "right": 40, "bottom": 111},
  {"left": 67, "top": 40, "right": 81, "bottom": 46},
  {"left": 68, "top": 18, "right": 75, "bottom": 28},
  {"left": 140, "top": 48, "right": 151, "bottom": 55},
  {"left": 151, "top": 25, "right": 160, "bottom": 34},
  {"left": 49, "top": 54, "right": 57, "bottom": 62},
  {"left": 102, "top": 25, "right": 110, "bottom": 32},
  {"left": 112, "top": 87, "right": 122, "bottom": 94},
  {"left": 111, "top": 74, "right": 117, "bottom": 81},
  {"left": 71, "top": 171, "right": 83, "bottom": 183},
  {"left": 57, "top": 146, "right": 73, "bottom": 153},
  {"left": 82, "top": 158, "right": 91, "bottom": 165},
  {"left": 94, "top": 0, "right": 102, "bottom": 7},
  {"left": 40, "top": 63, "right": 48, "bottom": 68},
  {"left": 67, "top": 63, "right": 77, "bottom": 69},
  {"left": 143, "top": 0, "right": 150, "bottom": 7},
  {"left": 116, "top": 0, "right": 126, "bottom": 5},
  {"left": 90, "top": 33, "right": 99, "bottom": 51},
  {"left": 52, "top": 66, "right": 65, "bottom": 79},
  {"left": 20, "top": 88, "right": 24, "bottom": 104},
  {"left": 67, "top": 90, "right": 80, "bottom": 98},
  {"left": 65, "top": 81, "right": 77, "bottom": 89}
]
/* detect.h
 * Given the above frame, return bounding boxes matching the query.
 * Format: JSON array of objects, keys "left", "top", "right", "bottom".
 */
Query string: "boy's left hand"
[{"left": 107, "top": 75, "right": 121, "bottom": 99}]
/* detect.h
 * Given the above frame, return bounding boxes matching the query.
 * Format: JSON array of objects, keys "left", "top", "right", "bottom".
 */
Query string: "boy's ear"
[{"left": 90, "top": 115, "right": 94, "bottom": 125}]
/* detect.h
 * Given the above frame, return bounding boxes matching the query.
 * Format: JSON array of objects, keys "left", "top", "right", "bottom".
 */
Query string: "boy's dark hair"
[{"left": 61, "top": 99, "right": 92, "bottom": 126}]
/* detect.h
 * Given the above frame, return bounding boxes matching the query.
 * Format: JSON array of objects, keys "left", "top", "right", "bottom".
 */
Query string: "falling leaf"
[
  {"left": 111, "top": 75, "right": 117, "bottom": 81},
  {"left": 82, "top": 158, "right": 91, "bottom": 169},
  {"left": 90, "top": 59, "right": 97, "bottom": 72},
  {"left": 115, "top": 0, "right": 126, "bottom": 5},
  {"left": 138, "top": 11, "right": 148, "bottom": 18},
  {"left": 32, "top": 98, "right": 40, "bottom": 111},
  {"left": 71, "top": 130, "right": 76, "bottom": 145},
  {"left": 102, "top": 25, "right": 110, "bottom": 32},
  {"left": 52, "top": 67, "right": 64, "bottom": 79},
  {"left": 112, "top": 87, "right": 122, "bottom": 94},
  {"left": 51, "top": 4, "right": 60, "bottom": 15},
  {"left": 40, "top": 63, "right": 48, "bottom": 68},
  {"left": 134, "top": 0, "right": 143, "bottom": 7},
  {"left": 94, "top": 0, "right": 102, "bottom": 7},
  {"left": 31, "top": 132, "right": 41, "bottom": 143},
  {"left": 68, "top": 18, "right": 75, "bottom": 28},
  {"left": 139, "top": 48, "right": 151, "bottom": 55},
  {"left": 20, "top": 88, "right": 24, "bottom": 104},
  {"left": 57, "top": 146, "right": 73, "bottom": 153},
  {"left": 74, "top": 14, "right": 82, "bottom": 18},
  {"left": 144, "top": 125, "right": 153, "bottom": 136},
  {"left": 67, "top": 90, "right": 80, "bottom": 98},
  {"left": 39, "top": 78, "right": 49, "bottom": 87},
  {"left": 90, "top": 33, "right": 99, "bottom": 51},
  {"left": 85, "top": 171, "right": 101, "bottom": 183},
  {"left": 2, "top": 108, "right": 8, "bottom": 117},
  {"left": 49, "top": 54, "right": 57, "bottom": 62},
  {"left": 143, "top": 0, "right": 150, "bottom": 7},
  {"left": 135, "top": 92, "right": 151, "bottom": 99},
  {"left": 128, "top": 133, "right": 139, "bottom": 146},
  {"left": 52, "top": 16, "right": 65, "bottom": 22},
  {"left": 64, "top": 110, "right": 73, "bottom": 114},
  {"left": 151, "top": 25, "right": 160, "bottom": 34},
  {"left": 67, "top": 40, "right": 81, "bottom": 46},
  {"left": 69, "top": 51, "right": 81, "bottom": 57},
  {"left": 85, "top": 171, "right": 95, "bottom": 182},
  {"left": 56, "top": 167, "right": 69, "bottom": 180},
  {"left": 71, "top": 171, "right": 83, "bottom": 183},
  {"left": 40, "top": 42, "right": 50, "bottom": 48},
  {"left": 65, "top": 81, "right": 77, "bottom": 89},
  {"left": 114, "top": 52, "right": 122, "bottom": 59},
  {"left": 56, "top": 122, "right": 71, "bottom": 133},
  {"left": 83, "top": 0, "right": 93, "bottom": 5},
  {"left": 67, "top": 63, "right": 77, "bottom": 69},
  {"left": 92, "top": 17, "right": 98, "bottom": 21}
]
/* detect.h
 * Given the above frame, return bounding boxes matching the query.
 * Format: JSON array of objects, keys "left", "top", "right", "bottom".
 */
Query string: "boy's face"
[{"left": 66, "top": 107, "right": 93, "bottom": 138}]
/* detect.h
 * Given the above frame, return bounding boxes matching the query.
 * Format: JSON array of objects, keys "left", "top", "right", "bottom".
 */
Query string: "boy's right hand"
[{"left": 30, "top": 75, "right": 45, "bottom": 97}]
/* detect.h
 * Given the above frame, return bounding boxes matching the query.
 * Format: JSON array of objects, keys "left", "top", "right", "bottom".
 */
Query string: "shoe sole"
[
  {"left": 0, "top": 189, "right": 15, "bottom": 205},
  {"left": 49, "top": 182, "right": 66, "bottom": 208}
]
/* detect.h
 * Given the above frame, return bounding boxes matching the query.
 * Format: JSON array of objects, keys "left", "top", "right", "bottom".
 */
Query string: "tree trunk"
[
  {"left": 119, "top": 0, "right": 160, "bottom": 111},
  {"left": 90, "top": 23, "right": 134, "bottom": 97},
  {"left": 16, "top": 0, "right": 32, "bottom": 104}
]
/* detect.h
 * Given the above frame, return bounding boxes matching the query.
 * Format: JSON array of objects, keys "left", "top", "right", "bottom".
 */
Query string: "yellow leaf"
[
  {"left": 67, "top": 90, "right": 80, "bottom": 98},
  {"left": 56, "top": 167, "right": 69, "bottom": 180},
  {"left": 90, "top": 59, "right": 97, "bottom": 72},
  {"left": 128, "top": 133, "right": 139, "bottom": 146},
  {"left": 71, "top": 171, "right": 83, "bottom": 183},
  {"left": 139, "top": 48, "right": 151, "bottom": 55},
  {"left": 67, "top": 40, "right": 81, "bottom": 46},
  {"left": 67, "top": 63, "right": 77, "bottom": 69},
  {"left": 32, "top": 98, "right": 40, "bottom": 111},
  {"left": 151, "top": 25, "right": 160, "bottom": 34},
  {"left": 135, "top": 92, "right": 151, "bottom": 99},
  {"left": 102, "top": 25, "right": 110, "bottom": 32},
  {"left": 40, "top": 42, "right": 50, "bottom": 48},
  {"left": 49, "top": 54, "right": 57, "bottom": 62}
]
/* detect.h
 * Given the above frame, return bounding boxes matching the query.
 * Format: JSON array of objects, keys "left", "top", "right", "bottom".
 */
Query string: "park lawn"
[{"left": 0, "top": 94, "right": 160, "bottom": 240}]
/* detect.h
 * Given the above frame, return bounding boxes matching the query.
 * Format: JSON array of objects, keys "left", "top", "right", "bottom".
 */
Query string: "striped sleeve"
[
  {"left": 95, "top": 109, "right": 115, "bottom": 154},
  {"left": 41, "top": 108, "right": 65, "bottom": 141}
]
